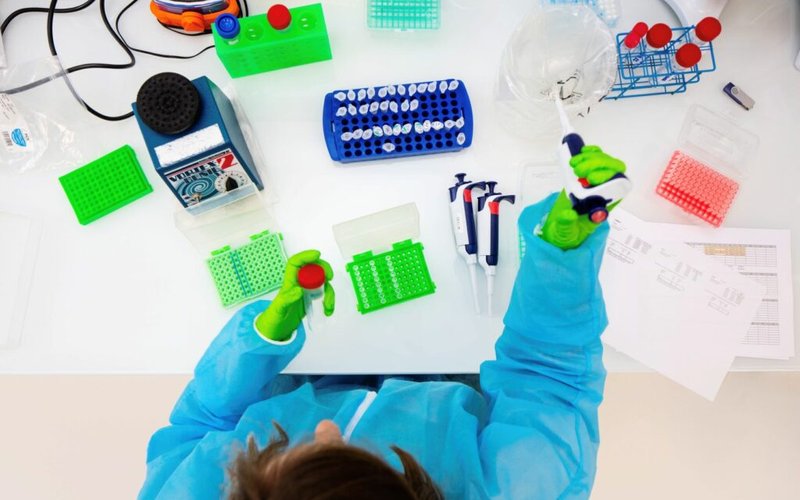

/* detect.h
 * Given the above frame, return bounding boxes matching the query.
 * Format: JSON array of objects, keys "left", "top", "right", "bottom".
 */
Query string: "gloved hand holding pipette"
[
  {"left": 541, "top": 146, "right": 628, "bottom": 249},
  {"left": 541, "top": 98, "right": 631, "bottom": 250}
]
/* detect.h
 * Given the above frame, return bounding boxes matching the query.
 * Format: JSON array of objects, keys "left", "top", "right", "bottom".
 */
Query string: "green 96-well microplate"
[
  {"left": 367, "top": 0, "right": 441, "bottom": 30},
  {"left": 58, "top": 145, "right": 153, "bottom": 225},
  {"left": 207, "top": 231, "right": 287, "bottom": 307},
  {"left": 346, "top": 239, "right": 436, "bottom": 314}
]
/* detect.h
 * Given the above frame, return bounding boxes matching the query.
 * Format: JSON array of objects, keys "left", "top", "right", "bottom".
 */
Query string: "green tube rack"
[
  {"left": 58, "top": 145, "right": 152, "bottom": 225},
  {"left": 207, "top": 230, "right": 287, "bottom": 307},
  {"left": 212, "top": 3, "right": 332, "bottom": 78},
  {"left": 346, "top": 239, "right": 436, "bottom": 314},
  {"left": 367, "top": 0, "right": 441, "bottom": 30}
]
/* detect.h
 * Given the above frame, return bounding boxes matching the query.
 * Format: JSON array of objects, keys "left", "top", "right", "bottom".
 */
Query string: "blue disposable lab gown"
[{"left": 139, "top": 193, "right": 610, "bottom": 500}]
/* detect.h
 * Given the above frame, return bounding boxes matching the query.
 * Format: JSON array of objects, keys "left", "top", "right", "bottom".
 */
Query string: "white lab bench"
[{"left": 0, "top": 0, "right": 798, "bottom": 374}]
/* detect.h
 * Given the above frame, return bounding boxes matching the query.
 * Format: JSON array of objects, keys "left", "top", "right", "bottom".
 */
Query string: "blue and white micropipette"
[
  {"left": 476, "top": 183, "right": 515, "bottom": 316},
  {"left": 555, "top": 97, "right": 631, "bottom": 224},
  {"left": 449, "top": 174, "right": 486, "bottom": 313}
]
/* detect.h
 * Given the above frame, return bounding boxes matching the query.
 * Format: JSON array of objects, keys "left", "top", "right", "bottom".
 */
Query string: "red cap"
[
  {"left": 675, "top": 43, "right": 702, "bottom": 68},
  {"left": 623, "top": 32, "right": 641, "bottom": 49},
  {"left": 267, "top": 4, "right": 292, "bottom": 30},
  {"left": 695, "top": 17, "right": 722, "bottom": 42},
  {"left": 632, "top": 22, "right": 649, "bottom": 37},
  {"left": 646, "top": 23, "right": 673, "bottom": 48},
  {"left": 298, "top": 264, "right": 326, "bottom": 290}
]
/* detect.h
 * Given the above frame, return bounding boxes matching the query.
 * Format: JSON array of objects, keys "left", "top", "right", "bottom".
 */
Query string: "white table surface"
[{"left": 0, "top": 0, "right": 798, "bottom": 374}]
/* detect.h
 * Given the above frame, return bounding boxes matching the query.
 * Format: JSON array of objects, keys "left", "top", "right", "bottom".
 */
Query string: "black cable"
[
  {"left": 115, "top": 0, "right": 215, "bottom": 59},
  {"left": 46, "top": 0, "right": 135, "bottom": 121},
  {"left": 1, "top": 0, "right": 96, "bottom": 35}
]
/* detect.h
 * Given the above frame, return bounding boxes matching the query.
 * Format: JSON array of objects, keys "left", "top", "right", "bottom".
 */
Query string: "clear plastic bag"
[
  {"left": 0, "top": 56, "right": 84, "bottom": 173},
  {"left": 495, "top": 6, "right": 617, "bottom": 140}
]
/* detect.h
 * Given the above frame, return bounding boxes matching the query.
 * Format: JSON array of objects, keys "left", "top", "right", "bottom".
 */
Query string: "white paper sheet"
[
  {"left": 600, "top": 210, "right": 766, "bottom": 400},
  {"left": 643, "top": 221, "right": 794, "bottom": 360}
]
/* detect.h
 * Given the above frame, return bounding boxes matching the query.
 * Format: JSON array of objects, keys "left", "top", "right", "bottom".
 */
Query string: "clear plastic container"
[
  {"left": 0, "top": 211, "right": 42, "bottom": 349},
  {"left": 332, "top": 203, "right": 420, "bottom": 258},
  {"left": 174, "top": 184, "right": 279, "bottom": 254},
  {"left": 495, "top": 5, "right": 617, "bottom": 140},
  {"left": 298, "top": 263, "right": 327, "bottom": 333}
]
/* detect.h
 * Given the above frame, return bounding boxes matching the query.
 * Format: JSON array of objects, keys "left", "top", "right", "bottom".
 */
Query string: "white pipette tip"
[
  {"left": 468, "top": 264, "right": 480, "bottom": 314},
  {"left": 486, "top": 274, "right": 495, "bottom": 317},
  {"left": 554, "top": 96, "right": 572, "bottom": 136}
]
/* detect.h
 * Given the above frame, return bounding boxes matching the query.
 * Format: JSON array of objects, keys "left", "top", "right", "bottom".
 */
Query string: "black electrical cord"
[
  {"left": 2, "top": 0, "right": 250, "bottom": 118},
  {"left": 115, "top": 0, "right": 215, "bottom": 59},
  {"left": 115, "top": 0, "right": 250, "bottom": 60},
  {"left": 46, "top": 0, "right": 136, "bottom": 121},
  {"left": 0, "top": 0, "right": 96, "bottom": 35}
]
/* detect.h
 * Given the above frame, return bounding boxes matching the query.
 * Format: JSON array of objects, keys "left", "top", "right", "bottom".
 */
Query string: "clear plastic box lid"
[
  {"left": 678, "top": 104, "right": 759, "bottom": 179},
  {"left": 0, "top": 211, "right": 41, "bottom": 349},
  {"left": 332, "top": 203, "right": 420, "bottom": 258},
  {"left": 174, "top": 184, "right": 279, "bottom": 254}
]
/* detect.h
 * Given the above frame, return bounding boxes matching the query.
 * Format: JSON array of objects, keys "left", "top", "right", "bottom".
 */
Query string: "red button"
[
  {"left": 298, "top": 264, "right": 326, "bottom": 290},
  {"left": 695, "top": 17, "right": 722, "bottom": 42},
  {"left": 267, "top": 4, "right": 292, "bottom": 30},
  {"left": 675, "top": 43, "right": 702, "bottom": 68},
  {"left": 590, "top": 211, "right": 607, "bottom": 223},
  {"left": 646, "top": 23, "right": 673, "bottom": 49}
]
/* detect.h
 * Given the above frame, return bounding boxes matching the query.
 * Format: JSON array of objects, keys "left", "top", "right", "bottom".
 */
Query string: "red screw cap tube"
[
  {"left": 695, "top": 17, "right": 722, "bottom": 42},
  {"left": 632, "top": 22, "right": 649, "bottom": 37},
  {"left": 298, "top": 264, "right": 326, "bottom": 290},
  {"left": 675, "top": 43, "right": 702, "bottom": 68},
  {"left": 646, "top": 23, "right": 673, "bottom": 48}
]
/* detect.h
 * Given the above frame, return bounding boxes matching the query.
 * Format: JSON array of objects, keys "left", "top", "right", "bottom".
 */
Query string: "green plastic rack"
[
  {"left": 212, "top": 3, "right": 332, "bottom": 78},
  {"left": 346, "top": 239, "right": 436, "bottom": 314},
  {"left": 367, "top": 0, "right": 441, "bottom": 30},
  {"left": 207, "top": 231, "right": 287, "bottom": 307},
  {"left": 58, "top": 145, "right": 153, "bottom": 225}
]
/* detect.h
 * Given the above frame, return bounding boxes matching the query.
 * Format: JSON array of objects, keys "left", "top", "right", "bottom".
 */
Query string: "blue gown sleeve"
[
  {"left": 138, "top": 300, "right": 305, "bottom": 500},
  {"left": 479, "top": 193, "right": 609, "bottom": 499}
]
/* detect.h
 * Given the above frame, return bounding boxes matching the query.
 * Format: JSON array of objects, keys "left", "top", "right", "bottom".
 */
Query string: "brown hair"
[{"left": 228, "top": 423, "right": 444, "bottom": 500}]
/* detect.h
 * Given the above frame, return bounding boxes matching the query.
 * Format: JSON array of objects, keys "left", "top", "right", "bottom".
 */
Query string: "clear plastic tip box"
[
  {"left": 367, "top": 0, "right": 441, "bottom": 31},
  {"left": 322, "top": 78, "right": 473, "bottom": 163}
]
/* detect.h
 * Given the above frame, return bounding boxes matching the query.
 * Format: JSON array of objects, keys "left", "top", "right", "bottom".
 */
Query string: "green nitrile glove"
[
  {"left": 254, "top": 250, "right": 335, "bottom": 342},
  {"left": 541, "top": 145, "right": 627, "bottom": 250}
]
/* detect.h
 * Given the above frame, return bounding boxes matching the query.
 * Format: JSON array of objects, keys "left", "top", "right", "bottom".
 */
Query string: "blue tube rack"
[
  {"left": 604, "top": 25, "right": 717, "bottom": 100},
  {"left": 322, "top": 78, "right": 473, "bottom": 163}
]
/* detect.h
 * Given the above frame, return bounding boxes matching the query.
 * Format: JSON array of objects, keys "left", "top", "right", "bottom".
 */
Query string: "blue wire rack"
[{"left": 604, "top": 26, "right": 717, "bottom": 100}]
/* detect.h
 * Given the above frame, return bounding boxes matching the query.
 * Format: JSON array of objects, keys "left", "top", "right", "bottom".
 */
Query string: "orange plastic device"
[{"left": 150, "top": 1, "right": 240, "bottom": 33}]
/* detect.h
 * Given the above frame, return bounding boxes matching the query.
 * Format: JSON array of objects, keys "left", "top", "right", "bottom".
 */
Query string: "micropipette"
[
  {"left": 555, "top": 97, "right": 631, "bottom": 224},
  {"left": 476, "top": 184, "right": 515, "bottom": 316},
  {"left": 449, "top": 174, "right": 486, "bottom": 313}
]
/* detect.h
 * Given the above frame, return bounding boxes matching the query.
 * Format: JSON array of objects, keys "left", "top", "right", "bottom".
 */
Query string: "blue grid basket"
[{"left": 604, "top": 25, "right": 717, "bottom": 100}]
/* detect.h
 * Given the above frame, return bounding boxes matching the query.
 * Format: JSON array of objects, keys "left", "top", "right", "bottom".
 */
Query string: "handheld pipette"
[
  {"left": 476, "top": 184, "right": 515, "bottom": 316},
  {"left": 555, "top": 97, "right": 631, "bottom": 224},
  {"left": 449, "top": 174, "right": 486, "bottom": 313}
]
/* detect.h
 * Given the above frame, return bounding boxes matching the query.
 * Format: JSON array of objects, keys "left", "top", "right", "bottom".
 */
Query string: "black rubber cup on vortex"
[{"left": 136, "top": 73, "right": 201, "bottom": 135}]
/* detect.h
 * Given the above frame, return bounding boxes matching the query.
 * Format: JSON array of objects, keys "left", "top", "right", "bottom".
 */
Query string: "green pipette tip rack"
[
  {"left": 207, "top": 231, "right": 287, "bottom": 308},
  {"left": 367, "top": 0, "right": 441, "bottom": 30},
  {"left": 346, "top": 239, "right": 436, "bottom": 314},
  {"left": 59, "top": 145, "right": 153, "bottom": 225},
  {"left": 212, "top": 3, "right": 332, "bottom": 78}
]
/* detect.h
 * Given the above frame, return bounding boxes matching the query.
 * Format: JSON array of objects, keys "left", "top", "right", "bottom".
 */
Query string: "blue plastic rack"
[
  {"left": 605, "top": 25, "right": 717, "bottom": 100},
  {"left": 322, "top": 78, "right": 473, "bottom": 163}
]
